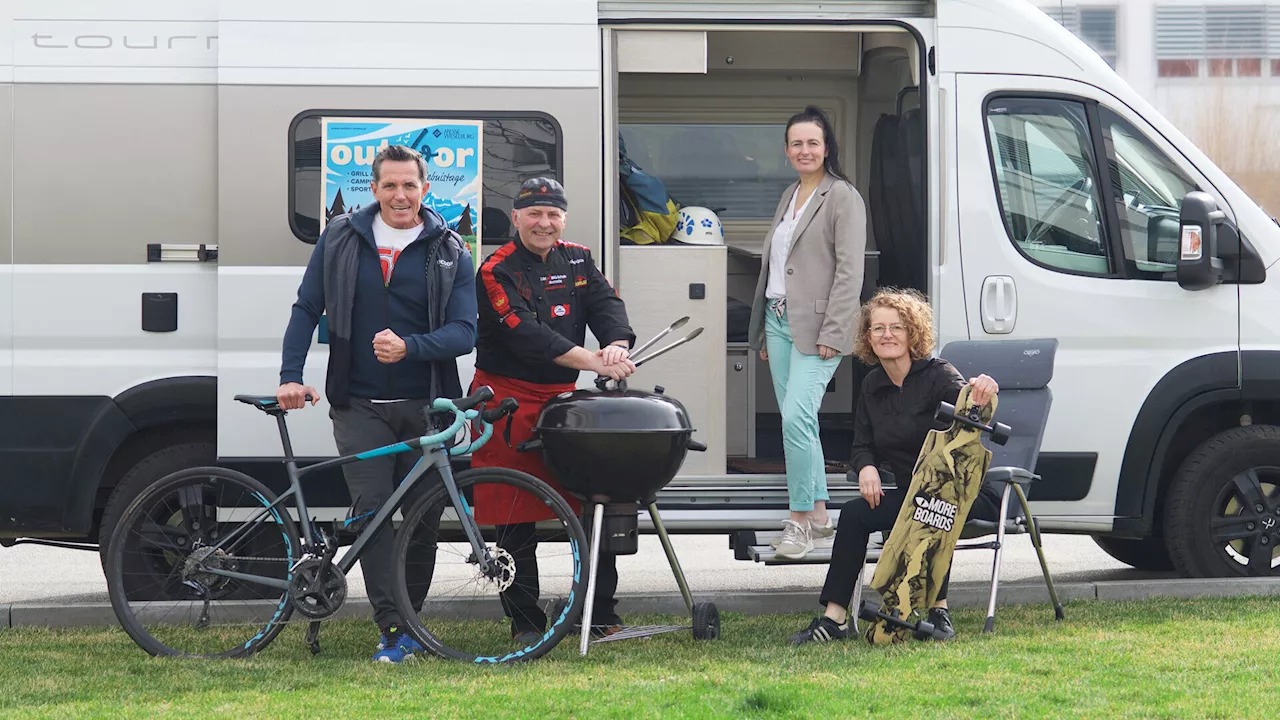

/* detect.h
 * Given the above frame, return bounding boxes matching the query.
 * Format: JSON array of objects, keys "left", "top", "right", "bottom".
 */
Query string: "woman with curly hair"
[{"left": 787, "top": 288, "right": 1002, "bottom": 645}]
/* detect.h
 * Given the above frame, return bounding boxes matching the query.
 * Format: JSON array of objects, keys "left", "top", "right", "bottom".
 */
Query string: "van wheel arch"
[{"left": 95, "top": 424, "right": 216, "bottom": 563}]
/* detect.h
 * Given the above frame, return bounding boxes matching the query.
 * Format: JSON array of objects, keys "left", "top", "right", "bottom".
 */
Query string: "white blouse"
[{"left": 765, "top": 187, "right": 815, "bottom": 300}]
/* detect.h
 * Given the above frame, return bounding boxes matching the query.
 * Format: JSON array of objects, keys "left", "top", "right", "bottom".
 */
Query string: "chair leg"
[
  {"left": 1014, "top": 483, "right": 1065, "bottom": 621},
  {"left": 850, "top": 565, "right": 865, "bottom": 634},
  {"left": 984, "top": 484, "right": 1013, "bottom": 633}
]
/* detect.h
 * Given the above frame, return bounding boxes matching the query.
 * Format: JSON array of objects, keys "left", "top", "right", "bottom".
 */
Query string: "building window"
[
  {"left": 289, "top": 111, "right": 561, "bottom": 244},
  {"left": 1156, "top": 4, "right": 1273, "bottom": 79},
  {"left": 1043, "top": 5, "right": 1119, "bottom": 68}
]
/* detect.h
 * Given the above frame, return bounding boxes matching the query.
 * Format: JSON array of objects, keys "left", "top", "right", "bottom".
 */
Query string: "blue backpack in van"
[{"left": 619, "top": 135, "right": 681, "bottom": 245}]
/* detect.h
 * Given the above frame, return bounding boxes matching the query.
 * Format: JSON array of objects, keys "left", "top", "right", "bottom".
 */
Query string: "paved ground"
[{"left": 0, "top": 532, "right": 1154, "bottom": 607}]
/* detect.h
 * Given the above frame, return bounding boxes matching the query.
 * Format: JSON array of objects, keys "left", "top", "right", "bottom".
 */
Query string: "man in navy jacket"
[{"left": 277, "top": 144, "right": 477, "bottom": 663}]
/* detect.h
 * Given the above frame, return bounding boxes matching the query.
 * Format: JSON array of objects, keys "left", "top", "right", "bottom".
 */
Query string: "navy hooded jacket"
[{"left": 280, "top": 203, "right": 477, "bottom": 404}]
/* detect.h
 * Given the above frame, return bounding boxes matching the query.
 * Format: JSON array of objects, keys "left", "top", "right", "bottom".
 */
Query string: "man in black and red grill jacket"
[{"left": 471, "top": 177, "right": 638, "bottom": 644}]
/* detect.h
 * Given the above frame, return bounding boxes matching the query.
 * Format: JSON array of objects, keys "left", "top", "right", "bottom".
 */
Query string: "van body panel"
[{"left": 953, "top": 72, "right": 1240, "bottom": 521}]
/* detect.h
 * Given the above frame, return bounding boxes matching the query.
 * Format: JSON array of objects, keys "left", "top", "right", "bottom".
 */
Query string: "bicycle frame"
[{"left": 193, "top": 400, "right": 500, "bottom": 592}]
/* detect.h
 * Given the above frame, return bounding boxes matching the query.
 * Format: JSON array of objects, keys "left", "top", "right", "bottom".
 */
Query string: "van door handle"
[
  {"left": 147, "top": 243, "right": 218, "bottom": 263},
  {"left": 981, "top": 275, "right": 1017, "bottom": 334}
]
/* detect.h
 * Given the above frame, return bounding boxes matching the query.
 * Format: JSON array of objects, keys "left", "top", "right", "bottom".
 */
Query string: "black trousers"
[
  {"left": 331, "top": 398, "right": 442, "bottom": 632},
  {"left": 496, "top": 520, "right": 621, "bottom": 634},
  {"left": 818, "top": 484, "right": 1003, "bottom": 611}
]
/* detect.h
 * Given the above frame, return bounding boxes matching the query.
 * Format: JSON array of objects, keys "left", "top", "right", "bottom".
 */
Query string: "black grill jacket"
[{"left": 476, "top": 238, "right": 636, "bottom": 384}]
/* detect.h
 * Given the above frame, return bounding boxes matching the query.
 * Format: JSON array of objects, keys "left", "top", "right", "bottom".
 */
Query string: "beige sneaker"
[
  {"left": 809, "top": 516, "right": 835, "bottom": 548},
  {"left": 774, "top": 519, "right": 813, "bottom": 559},
  {"left": 771, "top": 516, "right": 835, "bottom": 549}
]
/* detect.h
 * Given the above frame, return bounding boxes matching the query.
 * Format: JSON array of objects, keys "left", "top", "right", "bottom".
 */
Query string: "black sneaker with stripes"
[{"left": 788, "top": 616, "right": 850, "bottom": 646}]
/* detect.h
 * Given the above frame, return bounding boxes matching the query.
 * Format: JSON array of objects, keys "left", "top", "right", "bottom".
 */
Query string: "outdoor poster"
[{"left": 321, "top": 117, "right": 482, "bottom": 271}]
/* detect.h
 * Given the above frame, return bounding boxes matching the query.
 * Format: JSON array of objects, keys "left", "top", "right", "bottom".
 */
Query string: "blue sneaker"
[{"left": 373, "top": 625, "right": 424, "bottom": 663}]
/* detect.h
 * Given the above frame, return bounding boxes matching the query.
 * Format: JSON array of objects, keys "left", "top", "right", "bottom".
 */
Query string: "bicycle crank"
[{"left": 288, "top": 558, "right": 348, "bottom": 619}]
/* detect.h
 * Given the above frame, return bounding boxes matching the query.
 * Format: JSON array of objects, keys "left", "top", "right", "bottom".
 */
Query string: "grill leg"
[
  {"left": 984, "top": 484, "right": 1013, "bottom": 633},
  {"left": 648, "top": 502, "right": 693, "bottom": 615},
  {"left": 580, "top": 502, "right": 605, "bottom": 657}
]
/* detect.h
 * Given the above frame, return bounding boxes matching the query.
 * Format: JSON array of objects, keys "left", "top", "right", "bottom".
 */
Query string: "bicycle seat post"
[{"left": 274, "top": 411, "right": 297, "bottom": 464}]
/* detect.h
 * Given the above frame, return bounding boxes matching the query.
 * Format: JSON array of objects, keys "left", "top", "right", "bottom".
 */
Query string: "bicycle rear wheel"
[
  {"left": 392, "top": 467, "right": 588, "bottom": 663},
  {"left": 105, "top": 466, "right": 301, "bottom": 658}
]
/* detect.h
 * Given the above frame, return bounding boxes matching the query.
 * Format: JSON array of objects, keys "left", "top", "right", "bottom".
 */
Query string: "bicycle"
[{"left": 104, "top": 385, "right": 589, "bottom": 664}]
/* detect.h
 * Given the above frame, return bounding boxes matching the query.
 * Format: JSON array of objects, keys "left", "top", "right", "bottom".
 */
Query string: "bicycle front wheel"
[
  {"left": 105, "top": 466, "right": 301, "bottom": 658},
  {"left": 392, "top": 467, "right": 588, "bottom": 663}
]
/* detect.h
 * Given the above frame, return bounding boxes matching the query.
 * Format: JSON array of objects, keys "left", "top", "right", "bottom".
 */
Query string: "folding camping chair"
[{"left": 850, "top": 338, "right": 1066, "bottom": 634}]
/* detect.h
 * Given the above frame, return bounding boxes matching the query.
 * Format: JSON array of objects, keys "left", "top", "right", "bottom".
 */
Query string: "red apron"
[{"left": 469, "top": 368, "right": 581, "bottom": 524}]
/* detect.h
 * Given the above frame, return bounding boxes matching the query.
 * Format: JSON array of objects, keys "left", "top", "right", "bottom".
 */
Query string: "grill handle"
[
  {"left": 686, "top": 439, "right": 707, "bottom": 452},
  {"left": 516, "top": 438, "right": 544, "bottom": 453}
]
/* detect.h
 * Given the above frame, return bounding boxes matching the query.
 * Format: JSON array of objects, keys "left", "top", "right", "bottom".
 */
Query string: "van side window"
[
  {"left": 1099, "top": 108, "right": 1200, "bottom": 278},
  {"left": 288, "top": 112, "right": 561, "bottom": 244},
  {"left": 985, "top": 98, "right": 1110, "bottom": 275}
]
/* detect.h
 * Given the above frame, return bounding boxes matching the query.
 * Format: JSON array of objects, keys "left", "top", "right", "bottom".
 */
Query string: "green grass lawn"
[{"left": 1, "top": 596, "right": 1276, "bottom": 719}]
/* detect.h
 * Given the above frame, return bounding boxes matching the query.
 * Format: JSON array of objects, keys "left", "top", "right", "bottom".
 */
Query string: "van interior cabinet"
[{"left": 726, "top": 342, "right": 756, "bottom": 457}]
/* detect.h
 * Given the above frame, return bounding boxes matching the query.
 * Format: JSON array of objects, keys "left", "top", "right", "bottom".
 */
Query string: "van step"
[
  {"left": 746, "top": 535, "right": 885, "bottom": 565},
  {"left": 747, "top": 545, "right": 834, "bottom": 565}
]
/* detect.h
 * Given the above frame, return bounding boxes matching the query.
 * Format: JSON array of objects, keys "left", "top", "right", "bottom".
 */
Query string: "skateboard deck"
[{"left": 864, "top": 384, "right": 997, "bottom": 645}]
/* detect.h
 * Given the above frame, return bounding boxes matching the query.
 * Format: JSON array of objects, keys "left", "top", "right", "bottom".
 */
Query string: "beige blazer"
[{"left": 747, "top": 172, "right": 868, "bottom": 356}]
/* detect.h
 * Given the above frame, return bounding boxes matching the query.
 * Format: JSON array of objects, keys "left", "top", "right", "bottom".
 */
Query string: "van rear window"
[{"left": 288, "top": 111, "right": 562, "bottom": 246}]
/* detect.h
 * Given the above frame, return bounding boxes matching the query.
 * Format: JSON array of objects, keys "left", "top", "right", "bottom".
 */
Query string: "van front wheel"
[{"left": 1165, "top": 425, "right": 1280, "bottom": 578}]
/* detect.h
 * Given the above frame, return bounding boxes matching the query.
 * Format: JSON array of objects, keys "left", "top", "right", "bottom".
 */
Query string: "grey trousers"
[{"left": 330, "top": 397, "right": 442, "bottom": 631}]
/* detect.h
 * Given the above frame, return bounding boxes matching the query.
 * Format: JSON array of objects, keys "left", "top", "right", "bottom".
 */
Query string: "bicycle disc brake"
[{"left": 289, "top": 558, "right": 348, "bottom": 619}]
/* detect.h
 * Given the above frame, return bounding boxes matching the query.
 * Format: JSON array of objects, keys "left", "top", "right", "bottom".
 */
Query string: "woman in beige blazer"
[{"left": 747, "top": 105, "right": 868, "bottom": 560}]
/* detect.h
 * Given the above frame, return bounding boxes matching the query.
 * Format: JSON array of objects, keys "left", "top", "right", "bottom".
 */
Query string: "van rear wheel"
[
  {"left": 1165, "top": 426, "right": 1280, "bottom": 578},
  {"left": 99, "top": 442, "right": 216, "bottom": 600}
]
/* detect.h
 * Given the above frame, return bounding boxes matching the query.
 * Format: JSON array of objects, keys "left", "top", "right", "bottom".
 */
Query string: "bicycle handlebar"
[{"left": 417, "top": 386, "right": 519, "bottom": 456}]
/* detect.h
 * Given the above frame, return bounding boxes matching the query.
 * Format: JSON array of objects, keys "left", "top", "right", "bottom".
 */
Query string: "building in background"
[{"left": 1036, "top": 0, "right": 1280, "bottom": 213}]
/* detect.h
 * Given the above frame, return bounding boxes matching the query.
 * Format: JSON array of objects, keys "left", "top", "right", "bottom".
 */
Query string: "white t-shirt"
[
  {"left": 373, "top": 213, "right": 424, "bottom": 286},
  {"left": 765, "top": 187, "right": 815, "bottom": 300}
]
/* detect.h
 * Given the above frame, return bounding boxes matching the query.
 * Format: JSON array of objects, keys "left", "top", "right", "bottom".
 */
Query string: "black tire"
[
  {"left": 392, "top": 467, "right": 588, "bottom": 664},
  {"left": 1166, "top": 426, "right": 1280, "bottom": 577},
  {"left": 99, "top": 442, "right": 216, "bottom": 568},
  {"left": 106, "top": 466, "right": 301, "bottom": 658},
  {"left": 1091, "top": 535, "right": 1176, "bottom": 572},
  {"left": 692, "top": 602, "right": 720, "bottom": 641}
]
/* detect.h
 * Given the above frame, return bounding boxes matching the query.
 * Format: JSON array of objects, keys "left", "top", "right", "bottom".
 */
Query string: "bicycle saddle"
[{"left": 234, "top": 394, "right": 283, "bottom": 411}]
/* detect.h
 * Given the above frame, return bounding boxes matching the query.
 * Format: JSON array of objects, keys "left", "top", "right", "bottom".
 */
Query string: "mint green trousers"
[{"left": 764, "top": 307, "right": 841, "bottom": 512}]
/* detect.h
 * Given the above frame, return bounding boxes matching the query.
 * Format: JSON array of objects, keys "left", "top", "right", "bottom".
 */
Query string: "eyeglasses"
[{"left": 868, "top": 324, "right": 907, "bottom": 337}]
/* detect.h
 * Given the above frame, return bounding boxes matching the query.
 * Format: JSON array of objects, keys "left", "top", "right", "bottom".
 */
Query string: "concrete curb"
[{"left": 4, "top": 578, "right": 1280, "bottom": 629}]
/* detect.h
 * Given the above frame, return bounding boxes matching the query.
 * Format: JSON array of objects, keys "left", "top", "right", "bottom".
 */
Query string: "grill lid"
[{"left": 534, "top": 385, "right": 693, "bottom": 433}]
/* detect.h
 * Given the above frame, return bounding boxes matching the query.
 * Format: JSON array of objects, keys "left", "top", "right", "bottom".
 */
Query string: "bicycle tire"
[
  {"left": 392, "top": 466, "right": 588, "bottom": 663},
  {"left": 106, "top": 466, "right": 302, "bottom": 658}
]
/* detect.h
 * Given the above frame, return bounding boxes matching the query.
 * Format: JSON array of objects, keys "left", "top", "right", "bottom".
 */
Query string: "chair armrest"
[{"left": 985, "top": 466, "right": 1040, "bottom": 487}]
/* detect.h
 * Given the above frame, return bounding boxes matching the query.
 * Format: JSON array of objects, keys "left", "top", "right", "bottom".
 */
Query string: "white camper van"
[{"left": 0, "top": 0, "right": 1276, "bottom": 580}]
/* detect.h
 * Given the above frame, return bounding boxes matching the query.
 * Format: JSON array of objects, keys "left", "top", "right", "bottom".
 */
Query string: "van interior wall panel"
[{"left": 215, "top": 84, "right": 602, "bottom": 459}]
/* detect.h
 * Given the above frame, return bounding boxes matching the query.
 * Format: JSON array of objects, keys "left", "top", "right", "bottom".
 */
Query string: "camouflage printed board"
[{"left": 864, "top": 384, "right": 996, "bottom": 645}]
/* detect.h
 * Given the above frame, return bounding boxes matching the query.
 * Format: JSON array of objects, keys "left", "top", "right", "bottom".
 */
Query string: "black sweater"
[{"left": 850, "top": 357, "right": 967, "bottom": 486}]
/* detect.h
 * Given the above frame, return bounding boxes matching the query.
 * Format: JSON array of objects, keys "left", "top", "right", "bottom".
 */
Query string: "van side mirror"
[{"left": 1177, "top": 191, "right": 1225, "bottom": 291}]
